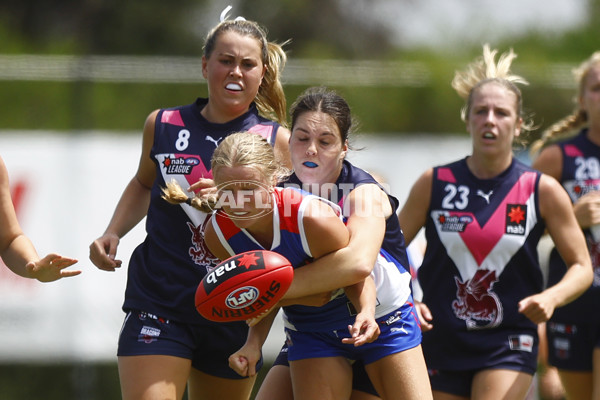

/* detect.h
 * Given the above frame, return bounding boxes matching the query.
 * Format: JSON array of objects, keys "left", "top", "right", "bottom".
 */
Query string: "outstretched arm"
[{"left": 0, "top": 156, "right": 80, "bottom": 281}]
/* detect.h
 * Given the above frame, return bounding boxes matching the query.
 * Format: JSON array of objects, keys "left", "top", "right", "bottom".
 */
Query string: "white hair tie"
[{"left": 220, "top": 5, "right": 246, "bottom": 22}]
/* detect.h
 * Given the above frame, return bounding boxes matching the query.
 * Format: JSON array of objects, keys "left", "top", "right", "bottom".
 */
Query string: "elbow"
[
  {"left": 353, "top": 255, "right": 375, "bottom": 281},
  {"left": 583, "top": 261, "right": 594, "bottom": 290}
]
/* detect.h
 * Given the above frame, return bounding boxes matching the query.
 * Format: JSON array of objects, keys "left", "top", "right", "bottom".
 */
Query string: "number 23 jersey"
[{"left": 418, "top": 157, "right": 545, "bottom": 369}]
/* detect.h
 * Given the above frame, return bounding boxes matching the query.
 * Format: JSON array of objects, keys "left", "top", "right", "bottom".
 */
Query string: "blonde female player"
[
  {"left": 88, "top": 8, "right": 290, "bottom": 400},
  {"left": 163, "top": 131, "right": 382, "bottom": 399},
  {"left": 530, "top": 51, "right": 600, "bottom": 400},
  {"left": 398, "top": 45, "right": 593, "bottom": 400}
]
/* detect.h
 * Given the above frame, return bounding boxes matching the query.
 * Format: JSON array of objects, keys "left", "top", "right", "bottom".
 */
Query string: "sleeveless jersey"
[
  {"left": 419, "top": 158, "right": 545, "bottom": 370},
  {"left": 123, "top": 98, "right": 281, "bottom": 324},
  {"left": 547, "top": 129, "right": 600, "bottom": 323},
  {"left": 284, "top": 160, "right": 413, "bottom": 318}
]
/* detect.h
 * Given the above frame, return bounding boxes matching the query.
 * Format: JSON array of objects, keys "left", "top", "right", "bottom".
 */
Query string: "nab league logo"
[
  {"left": 452, "top": 269, "right": 503, "bottom": 330},
  {"left": 162, "top": 156, "right": 200, "bottom": 175},
  {"left": 437, "top": 212, "right": 473, "bottom": 233}
]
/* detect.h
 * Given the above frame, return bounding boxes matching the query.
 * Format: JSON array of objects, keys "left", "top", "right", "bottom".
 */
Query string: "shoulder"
[
  {"left": 274, "top": 126, "right": 291, "bottom": 168},
  {"left": 537, "top": 173, "right": 571, "bottom": 216},
  {"left": 531, "top": 144, "right": 562, "bottom": 181},
  {"left": 346, "top": 183, "right": 393, "bottom": 218},
  {"left": 411, "top": 167, "right": 435, "bottom": 193}
]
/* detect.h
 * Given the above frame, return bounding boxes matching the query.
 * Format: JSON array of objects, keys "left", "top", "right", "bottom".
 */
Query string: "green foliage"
[{"left": 0, "top": 0, "right": 598, "bottom": 134}]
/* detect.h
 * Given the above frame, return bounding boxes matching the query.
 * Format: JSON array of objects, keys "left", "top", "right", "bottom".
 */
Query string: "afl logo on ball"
[{"left": 226, "top": 286, "right": 260, "bottom": 309}]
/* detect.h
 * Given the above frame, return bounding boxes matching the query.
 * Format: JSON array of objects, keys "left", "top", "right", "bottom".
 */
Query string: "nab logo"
[
  {"left": 226, "top": 286, "right": 259, "bottom": 309},
  {"left": 505, "top": 204, "right": 527, "bottom": 235}
]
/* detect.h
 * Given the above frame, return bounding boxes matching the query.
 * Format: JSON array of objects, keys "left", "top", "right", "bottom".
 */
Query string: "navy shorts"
[
  {"left": 285, "top": 303, "right": 422, "bottom": 364},
  {"left": 117, "top": 310, "right": 262, "bottom": 379},
  {"left": 547, "top": 320, "right": 600, "bottom": 371},
  {"left": 272, "top": 345, "right": 378, "bottom": 396}
]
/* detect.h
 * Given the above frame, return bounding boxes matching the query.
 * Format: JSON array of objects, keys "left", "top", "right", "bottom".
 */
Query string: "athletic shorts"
[
  {"left": 286, "top": 302, "right": 422, "bottom": 364},
  {"left": 428, "top": 363, "right": 534, "bottom": 398},
  {"left": 547, "top": 320, "right": 600, "bottom": 371},
  {"left": 272, "top": 345, "right": 378, "bottom": 396},
  {"left": 117, "top": 309, "right": 262, "bottom": 379}
]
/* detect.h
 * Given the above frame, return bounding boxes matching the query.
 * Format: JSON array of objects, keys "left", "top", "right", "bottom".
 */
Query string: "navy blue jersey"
[
  {"left": 123, "top": 98, "right": 281, "bottom": 324},
  {"left": 419, "top": 158, "right": 545, "bottom": 371},
  {"left": 547, "top": 129, "right": 600, "bottom": 323}
]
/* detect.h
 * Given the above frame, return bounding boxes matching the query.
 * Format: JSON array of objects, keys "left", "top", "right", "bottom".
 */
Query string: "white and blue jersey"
[{"left": 210, "top": 186, "right": 361, "bottom": 332}]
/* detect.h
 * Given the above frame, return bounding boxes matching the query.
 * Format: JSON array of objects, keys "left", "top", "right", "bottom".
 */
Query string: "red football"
[{"left": 195, "top": 250, "right": 294, "bottom": 322}]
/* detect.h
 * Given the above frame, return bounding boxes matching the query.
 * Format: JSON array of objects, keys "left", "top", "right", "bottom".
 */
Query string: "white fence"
[{"left": 0, "top": 131, "right": 472, "bottom": 362}]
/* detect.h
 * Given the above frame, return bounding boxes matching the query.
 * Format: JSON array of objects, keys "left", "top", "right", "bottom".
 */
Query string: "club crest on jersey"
[
  {"left": 162, "top": 156, "right": 200, "bottom": 175},
  {"left": 188, "top": 219, "right": 220, "bottom": 270},
  {"left": 436, "top": 212, "right": 472, "bottom": 233},
  {"left": 505, "top": 204, "right": 527, "bottom": 235},
  {"left": 452, "top": 269, "right": 503, "bottom": 330}
]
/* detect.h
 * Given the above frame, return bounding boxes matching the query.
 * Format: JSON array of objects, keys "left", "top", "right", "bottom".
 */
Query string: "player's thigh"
[
  {"left": 365, "top": 345, "right": 432, "bottom": 400},
  {"left": 432, "top": 392, "right": 469, "bottom": 400},
  {"left": 593, "top": 347, "right": 600, "bottom": 400},
  {"left": 290, "top": 357, "right": 352, "bottom": 400},
  {"left": 558, "top": 369, "right": 593, "bottom": 400},
  {"left": 471, "top": 368, "right": 532, "bottom": 400},
  {"left": 118, "top": 354, "right": 191, "bottom": 400},
  {"left": 187, "top": 367, "right": 256, "bottom": 400},
  {"left": 254, "top": 364, "right": 293, "bottom": 400},
  {"left": 350, "top": 389, "right": 380, "bottom": 400}
]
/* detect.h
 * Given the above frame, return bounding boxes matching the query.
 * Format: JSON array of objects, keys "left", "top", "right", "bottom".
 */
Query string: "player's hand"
[
  {"left": 573, "top": 191, "right": 600, "bottom": 228},
  {"left": 518, "top": 293, "right": 557, "bottom": 324},
  {"left": 415, "top": 301, "right": 433, "bottom": 332},
  {"left": 228, "top": 343, "right": 261, "bottom": 377},
  {"left": 342, "top": 312, "right": 380, "bottom": 347},
  {"left": 89, "top": 233, "right": 122, "bottom": 272},
  {"left": 26, "top": 254, "right": 80, "bottom": 282},
  {"left": 188, "top": 178, "right": 218, "bottom": 199}
]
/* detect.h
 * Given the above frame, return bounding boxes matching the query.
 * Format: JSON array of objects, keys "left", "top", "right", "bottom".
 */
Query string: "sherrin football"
[{"left": 195, "top": 250, "right": 294, "bottom": 322}]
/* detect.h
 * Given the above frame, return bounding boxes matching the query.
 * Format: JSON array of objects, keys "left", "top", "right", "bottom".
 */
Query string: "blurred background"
[{"left": 0, "top": 0, "right": 598, "bottom": 398}]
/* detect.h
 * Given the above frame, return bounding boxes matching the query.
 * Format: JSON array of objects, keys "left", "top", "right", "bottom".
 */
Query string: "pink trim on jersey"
[
  {"left": 161, "top": 110, "right": 185, "bottom": 127},
  {"left": 564, "top": 144, "right": 583, "bottom": 158},
  {"left": 248, "top": 124, "right": 274, "bottom": 141},
  {"left": 437, "top": 167, "right": 457, "bottom": 183},
  {"left": 454, "top": 171, "right": 537, "bottom": 265}
]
